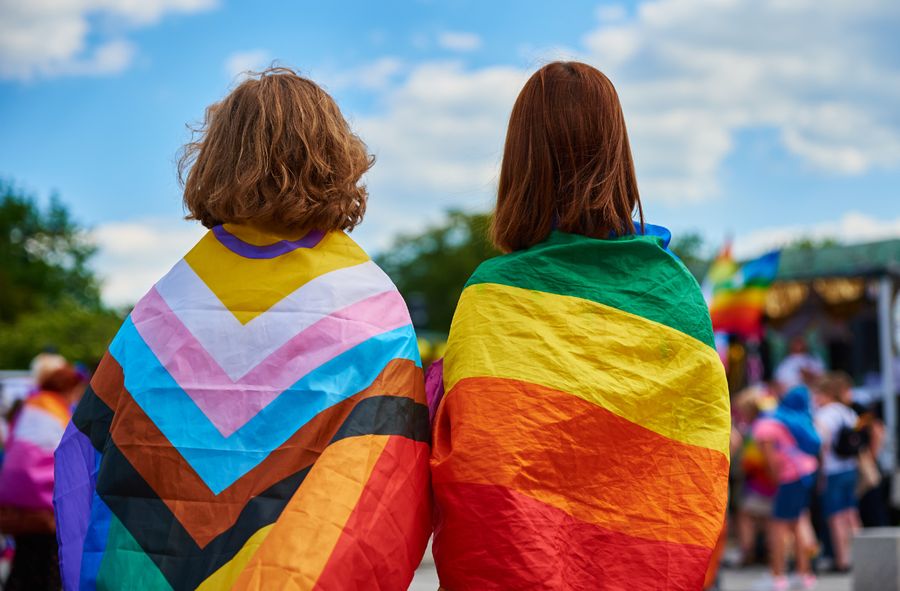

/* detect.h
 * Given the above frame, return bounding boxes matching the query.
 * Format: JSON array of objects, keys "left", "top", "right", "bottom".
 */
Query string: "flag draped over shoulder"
[
  {"left": 431, "top": 229, "right": 731, "bottom": 591},
  {"left": 54, "top": 224, "right": 431, "bottom": 591},
  {"left": 705, "top": 246, "right": 780, "bottom": 338}
]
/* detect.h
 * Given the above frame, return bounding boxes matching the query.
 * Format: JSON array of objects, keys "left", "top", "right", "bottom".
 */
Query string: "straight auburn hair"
[{"left": 491, "top": 61, "right": 643, "bottom": 252}]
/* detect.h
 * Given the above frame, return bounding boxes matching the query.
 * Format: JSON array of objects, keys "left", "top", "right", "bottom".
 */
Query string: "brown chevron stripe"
[
  {"left": 90, "top": 353, "right": 425, "bottom": 547},
  {"left": 74, "top": 388, "right": 429, "bottom": 590}
]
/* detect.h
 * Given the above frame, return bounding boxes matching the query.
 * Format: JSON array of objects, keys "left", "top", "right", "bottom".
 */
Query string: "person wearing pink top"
[
  {"left": 753, "top": 386, "right": 821, "bottom": 591},
  {"left": 0, "top": 366, "right": 86, "bottom": 591},
  {"left": 753, "top": 418, "right": 818, "bottom": 485}
]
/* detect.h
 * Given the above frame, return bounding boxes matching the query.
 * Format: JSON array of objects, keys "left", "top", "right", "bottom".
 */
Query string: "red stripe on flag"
[
  {"left": 433, "top": 482, "right": 711, "bottom": 591},
  {"left": 314, "top": 436, "right": 432, "bottom": 590}
]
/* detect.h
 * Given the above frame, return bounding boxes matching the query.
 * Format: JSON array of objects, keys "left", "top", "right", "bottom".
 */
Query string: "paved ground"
[
  {"left": 718, "top": 567, "right": 850, "bottom": 591},
  {"left": 409, "top": 564, "right": 852, "bottom": 590}
]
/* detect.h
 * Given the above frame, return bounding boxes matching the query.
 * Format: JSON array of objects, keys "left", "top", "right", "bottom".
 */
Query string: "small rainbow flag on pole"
[
  {"left": 431, "top": 229, "right": 731, "bottom": 589},
  {"left": 705, "top": 245, "right": 781, "bottom": 338}
]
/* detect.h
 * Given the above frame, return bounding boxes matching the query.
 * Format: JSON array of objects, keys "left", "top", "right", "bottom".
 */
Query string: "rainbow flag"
[
  {"left": 54, "top": 224, "right": 431, "bottom": 590},
  {"left": 706, "top": 246, "right": 780, "bottom": 338},
  {"left": 431, "top": 229, "right": 731, "bottom": 589}
]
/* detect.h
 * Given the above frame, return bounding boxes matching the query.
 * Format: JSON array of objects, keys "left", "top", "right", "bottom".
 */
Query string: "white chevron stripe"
[{"left": 152, "top": 260, "right": 397, "bottom": 381}]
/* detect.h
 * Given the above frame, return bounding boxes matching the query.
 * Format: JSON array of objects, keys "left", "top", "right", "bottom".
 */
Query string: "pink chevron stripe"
[{"left": 130, "top": 287, "right": 411, "bottom": 437}]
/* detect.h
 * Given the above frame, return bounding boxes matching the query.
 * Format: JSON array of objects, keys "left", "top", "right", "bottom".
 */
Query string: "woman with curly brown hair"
[{"left": 54, "top": 68, "right": 431, "bottom": 590}]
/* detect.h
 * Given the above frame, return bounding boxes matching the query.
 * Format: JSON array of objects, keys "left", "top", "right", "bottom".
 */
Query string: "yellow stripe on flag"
[
  {"left": 445, "top": 282, "right": 730, "bottom": 455},
  {"left": 196, "top": 525, "right": 274, "bottom": 591},
  {"left": 230, "top": 435, "right": 389, "bottom": 590},
  {"left": 184, "top": 231, "right": 369, "bottom": 324}
]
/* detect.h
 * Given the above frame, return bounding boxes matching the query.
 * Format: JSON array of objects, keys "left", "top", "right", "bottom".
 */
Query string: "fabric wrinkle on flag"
[{"left": 54, "top": 223, "right": 431, "bottom": 591}]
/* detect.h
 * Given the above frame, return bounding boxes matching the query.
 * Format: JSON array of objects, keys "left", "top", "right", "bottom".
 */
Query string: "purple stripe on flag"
[
  {"left": 425, "top": 358, "right": 445, "bottom": 424},
  {"left": 212, "top": 225, "right": 324, "bottom": 259},
  {"left": 54, "top": 421, "right": 99, "bottom": 591}
]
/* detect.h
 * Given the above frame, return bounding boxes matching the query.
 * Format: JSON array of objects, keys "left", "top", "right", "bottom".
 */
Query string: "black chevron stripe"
[{"left": 73, "top": 388, "right": 429, "bottom": 590}]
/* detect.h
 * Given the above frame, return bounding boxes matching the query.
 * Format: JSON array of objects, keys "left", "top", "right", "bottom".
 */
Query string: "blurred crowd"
[
  {"left": 0, "top": 353, "right": 88, "bottom": 591},
  {"left": 723, "top": 336, "right": 893, "bottom": 591}
]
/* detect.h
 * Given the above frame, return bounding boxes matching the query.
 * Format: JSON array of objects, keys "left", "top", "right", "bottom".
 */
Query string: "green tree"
[
  {"left": 0, "top": 181, "right": 101, "bottom": 323},
  {"left": 0, "top": 181, "right": 122, "bottom": 368},
  {"left": 0, "top": 300, "right": 123, "bottom": 368},
  {"left": 787, "top": 236, "right": 840, "bottom": 250},
  {"left": 376, "top": 211, "right": 500, "bottom": 334},
  {"left": 669, "top": 230, "right": 711, "bottom": 281}
]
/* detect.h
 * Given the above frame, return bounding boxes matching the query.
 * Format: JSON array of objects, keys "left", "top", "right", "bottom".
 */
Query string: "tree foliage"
[
  {"left": 0, "top": 181, "right": 101, "bottom": 323},
  {"left": 376, "top": 211, "right": 500, "bottom": 334},
  {"left": 787, "top": 236, "right": 840, "bottom": 250},
  {"left": 0, "top": 299, "right": 123, "bottom": 368},
  {"left": 669, "top": 230, "right": 711, "bottom": 281},
  {"left": 669, "top": 231, "right": 707, "bottom": 267},
  {"left": 0, "top": 181, "right": 121, "bottom": 368}
]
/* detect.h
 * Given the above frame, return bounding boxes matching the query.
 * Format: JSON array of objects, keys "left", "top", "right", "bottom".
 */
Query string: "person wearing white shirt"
[
  {"left": 776, "top": 336, "right": 824, "bottom": 391},
  {"left": 814, "top": 373, "right": 862, "bottom": 572}
]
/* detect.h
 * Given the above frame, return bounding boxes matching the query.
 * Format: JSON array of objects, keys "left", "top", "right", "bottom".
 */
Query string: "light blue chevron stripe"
[{"left": 108, "top": 317, "right": 420, "bottom": 494}]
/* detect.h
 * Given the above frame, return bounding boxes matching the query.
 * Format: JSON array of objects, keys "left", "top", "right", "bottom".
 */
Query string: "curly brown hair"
[{"left": 178, "top": 67, "right": 374, "bottom": 234}]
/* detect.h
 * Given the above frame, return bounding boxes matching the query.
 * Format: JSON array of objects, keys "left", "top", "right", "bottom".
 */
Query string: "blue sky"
[{"left": 1, "top": 0, "right": 899, "bottom": 304}]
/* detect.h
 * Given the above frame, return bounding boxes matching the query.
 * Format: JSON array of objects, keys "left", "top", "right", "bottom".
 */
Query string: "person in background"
[
  {"left": 754, "top": 386, "right": 821, "bottom": 591},
  {"left": 850, "top": 395, "right": 888, "bottom": 527},
  {"left": 0, "top": 365, "right": 86, "bottom": 591},
  {"left": 813, "top": 373, "right": 862, "bottom": 573},
  {"left": 734, "top": 386, "right": 778, "bottom": 566},
  {"left": 29, "top": 353, "right": 67, "bottom": 392},
  {"left": 775, "top": 336, "right": 824, "bottom": 391}
]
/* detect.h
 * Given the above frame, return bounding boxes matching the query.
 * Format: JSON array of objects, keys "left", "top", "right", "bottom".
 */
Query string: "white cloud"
[
  {"left": 224, "top": 49, "right": 271, "bottom": 81},
  {"left": 91, "top": 218, "right": 206, "bottom": 306},
  {"left": 318, "top": 57, "right": 405, "bottom": 92},
  {"left": 733, "top": 212, "right": 900, "bottom": 259},
  {"left": 582, "top": 0, "right": 900, "bottom": 202},
  {"left": 55, "top": 39, "right": 136, "bottom": 77},
  {"left": 353, "top": 61, "right": 528, "bottom": 248},
  {"left": 437, "top": 31, "right": 483, "bottom": 52},
  {"left": 0, "top": 0, "right": 217, "bottom": 80},
  {"left": 596, "top": 4, "right": 628, "bottom": 22},
  {"left": 345, "top": 0, "right": 900, "bottom": 240}
]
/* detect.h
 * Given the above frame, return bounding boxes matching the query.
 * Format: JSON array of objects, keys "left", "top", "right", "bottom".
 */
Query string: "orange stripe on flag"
[
  {"left": 432, "top": 377, "right": 729, "bottom": 549},
  {"left": 231, "top": 435, "right": 388, "bottom": 590},
  {"left": 314, "top": 436, "right": 431, "bottom": 590}
]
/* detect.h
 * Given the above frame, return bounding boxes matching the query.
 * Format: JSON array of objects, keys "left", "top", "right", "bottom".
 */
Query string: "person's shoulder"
[
  {"left": 841, "top": 403, "right": 859, "bottom": 421},
  {"left": 469, "top": 231, "right": 713, "bottom": 345},
  {"left": 466, "top": 250, "right": 516, "bottom": 287},
  {"left": 777, "top": 354, "right": 802, "bottom": 370},
  {"left": 815, "top": 403, "right": 839, "bottom": 425},
  {"left": 817, "top": 402, "right": 857, "bottom": 428}
]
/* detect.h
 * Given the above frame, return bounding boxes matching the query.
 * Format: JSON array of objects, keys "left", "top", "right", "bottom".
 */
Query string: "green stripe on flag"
[
  {"left": 468, "top": 231, "right": 715, "bottom": 348},
  {"left": 97, "top": 515, "right": 173, "bottom": 591}
]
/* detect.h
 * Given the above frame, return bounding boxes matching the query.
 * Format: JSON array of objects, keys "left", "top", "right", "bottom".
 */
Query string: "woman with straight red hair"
[{"left": 429, "top": 62, "right": 731, "bottom": 589}]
